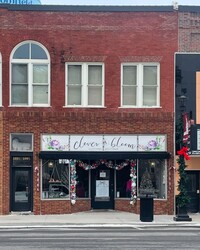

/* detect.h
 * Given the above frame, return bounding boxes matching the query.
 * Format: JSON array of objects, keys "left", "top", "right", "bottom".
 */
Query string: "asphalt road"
[{"left": 0, "top": 227, "right": 199, "bottom": 249}]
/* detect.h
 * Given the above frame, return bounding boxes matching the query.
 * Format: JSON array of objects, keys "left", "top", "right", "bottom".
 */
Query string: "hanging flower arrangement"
[{"left": 70, "top": 160, "right": 77, "bottom": 205}]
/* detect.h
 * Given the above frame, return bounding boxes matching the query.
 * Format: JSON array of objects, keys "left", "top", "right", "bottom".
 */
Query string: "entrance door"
[
  {"left": 91, "top": 165, "right": 114, "bottom": 210},
  {"left": 186, "top": 171, "right": 200, "bottom": 213},
  {"left": 11, "top": 168, "right": 32, "bottom": 211}
]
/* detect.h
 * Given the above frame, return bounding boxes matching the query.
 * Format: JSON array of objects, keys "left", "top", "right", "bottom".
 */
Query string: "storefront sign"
[{"left": 41, "top": 134, "right": 166, "bottom": 152}]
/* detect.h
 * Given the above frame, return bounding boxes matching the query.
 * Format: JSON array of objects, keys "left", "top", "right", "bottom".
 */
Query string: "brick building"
[{"left": 0, "top": 4, "right": 177, "bottom": 215}]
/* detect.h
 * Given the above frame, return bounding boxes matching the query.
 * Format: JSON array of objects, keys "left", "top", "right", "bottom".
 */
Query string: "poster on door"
[{"left": 96, "top": 180, "right": 109, "bottom": 197}]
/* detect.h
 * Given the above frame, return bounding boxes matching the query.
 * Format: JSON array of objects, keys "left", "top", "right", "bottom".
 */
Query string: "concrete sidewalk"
[{"left": 0, "top": 210, "right": 200, "bottom": 228}]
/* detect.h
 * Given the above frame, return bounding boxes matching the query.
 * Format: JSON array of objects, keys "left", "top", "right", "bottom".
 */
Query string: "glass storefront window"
[
  {"left": 138, "top": 159, "right": 166, "bottom": 199},
  {"left": 76, "top": 165, "right": 89, "bottom": 198},
  {"left": 42, "top": 160, "right": 70, "bottom": 199},
  {"left": 116, "top": 163, "right": 131, "bottom": 198}
]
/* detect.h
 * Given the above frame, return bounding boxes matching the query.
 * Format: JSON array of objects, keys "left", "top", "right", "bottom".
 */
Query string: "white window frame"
[
  {"left": 121, "top": 63, "right": 160, "bottom": 108},
  {"left": 0, "top": 53, "right": 2, "bottom": 106},
  {"left": 65, "top": 62, "right": 105, "bottom": 107},
  {"left": 10, "top": 40, "right": 50, "bottom": 107}
]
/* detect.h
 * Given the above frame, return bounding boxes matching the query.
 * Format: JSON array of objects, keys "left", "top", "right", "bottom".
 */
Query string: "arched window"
[{"left": 10, "top": 41, "right": 50, "bottom": 106}]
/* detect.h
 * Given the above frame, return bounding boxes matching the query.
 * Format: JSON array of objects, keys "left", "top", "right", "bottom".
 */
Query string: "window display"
[
  {"left": 138, "top": 159, "right": 166, "bottom": 199},
  {"left": 42, "top": 160, "right": 70, "bottom": 199}
]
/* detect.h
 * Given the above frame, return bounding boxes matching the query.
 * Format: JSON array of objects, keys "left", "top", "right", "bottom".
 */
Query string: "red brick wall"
[
  {"left": 0, "top": 7, "right": 177, "bottom": 215},
  {"left": 179, "top": 12, "right": 200, "bottom": 52}
]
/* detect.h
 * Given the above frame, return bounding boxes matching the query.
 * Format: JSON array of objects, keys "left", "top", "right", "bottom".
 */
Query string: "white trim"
[
  {"left": 65, "top": 62, "right": 105, "bottom": 107},
  {"left": 121, "top": 62, "right": 160, "bottom": 108},
  {"left": 10, "top": 40, "right": 51, "bottom": 107}
]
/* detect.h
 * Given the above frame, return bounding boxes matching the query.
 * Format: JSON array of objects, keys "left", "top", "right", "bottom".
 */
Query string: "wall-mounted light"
[{"left": 48, "top": 161, "right": 54, "bottom": 168}]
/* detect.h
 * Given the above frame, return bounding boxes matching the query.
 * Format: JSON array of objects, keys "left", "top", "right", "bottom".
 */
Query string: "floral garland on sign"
[{"left": 70, "top": 160, "right": 77, "bottom": 205}]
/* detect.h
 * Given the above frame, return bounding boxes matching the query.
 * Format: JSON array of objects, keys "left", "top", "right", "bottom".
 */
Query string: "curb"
[{"left": 0, "top": 223, "right": 200, "bottom": 229}]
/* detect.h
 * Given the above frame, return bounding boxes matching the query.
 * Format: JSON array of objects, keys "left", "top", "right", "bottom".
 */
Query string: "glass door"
[
  {"left": 11, "top": 167, "right": 32, "bottom": 211},
  {"left": 91, "top": 165, "right": 114, "bottom": 210},
  {"left": 186, "top": 171, "right": 200, "bottom": 213}
]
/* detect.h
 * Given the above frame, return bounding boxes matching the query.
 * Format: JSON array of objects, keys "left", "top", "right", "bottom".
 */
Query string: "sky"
[{"left": 41, "top": 0, "right": 200, "bottom": 6}]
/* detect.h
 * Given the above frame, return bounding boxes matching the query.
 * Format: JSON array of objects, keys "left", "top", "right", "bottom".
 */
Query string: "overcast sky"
[{"left": 41, "top": 0, "right": 200, "bottom": 5}]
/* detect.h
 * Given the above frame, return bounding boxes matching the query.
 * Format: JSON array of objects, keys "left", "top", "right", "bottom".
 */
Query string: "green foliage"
[{"left": 176, "top": 155, "right": 190, "bottom": 208}]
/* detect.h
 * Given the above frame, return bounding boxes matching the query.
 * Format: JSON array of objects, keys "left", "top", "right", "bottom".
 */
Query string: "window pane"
[
  {"left": 33, "top": 65, "right": 48, "bottom": 83},
  {"left": 33, "top": 85, "right": 48, "bottom": 104},
  {"left": 143, "top": 66, "right": 157, "bottom": 86},
  {"left": 68, "top": 65, "right": 81, "bottom": 85},
  {"left": 13, "top": 44, "right": 29, "bottom": 59},
  {"left": 88, "top": 86, "right": 102, "bottom": 105},
  {"left": 122, "top": 86, "right": 136, "bottom": 105},
  {"left": 68, "top": 86, "right": 81, "bottom": 105},
  {"left": 31, "top": 44, "right": 48, "bottom": 59},
  {"left": 116, "top": 163, "right": 131, "bottom": 198},
  {"left": 42, "top": 160, "right": 70, "bottom": 199},
  {"left": 11, "top": 84, "right": 28, "bottom": 105},
  {"left": 76, "top": 165, "right": 89, "bottom": 198},
  {"left": 143, "top": 87, "right": 157, "bottom": 106},
  {"left": 12, "top": 64, "right": 28, "bottom": 83},
  {"left": 11, "top": 134, "right": 33, "bottom": 151},
  {"left": 138, "top": 159, "right": 166, "bottom": 199},
  {"left": 123, "top": 66, "right": 137, "bottom": 85},
  {"left": 88, "top": 65, "right": 102, "bottom": 85}
]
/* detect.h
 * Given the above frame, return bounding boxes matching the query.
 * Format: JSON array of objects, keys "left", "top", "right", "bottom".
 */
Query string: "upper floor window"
[
  {"left": 0, "top": 53, "right": 2, "bottom": 106},
  {"left": 10, "top": 41, "right": 50, "bottom": 107},
  {"left": 65, "top": 63, "right": 104, "bottom": 107},
  {"left": 121, "top": 63, "right": 160, "bottom": 107}
]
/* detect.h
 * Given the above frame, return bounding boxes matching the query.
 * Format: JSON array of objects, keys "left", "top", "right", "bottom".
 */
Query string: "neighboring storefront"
[{"left": 175, "top": 53, "right": 200, "bottom": 213}]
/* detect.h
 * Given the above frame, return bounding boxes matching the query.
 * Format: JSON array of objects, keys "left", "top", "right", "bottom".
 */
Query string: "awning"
[{"left": 39, "top": 151, "right": 170, "bottom": 160}]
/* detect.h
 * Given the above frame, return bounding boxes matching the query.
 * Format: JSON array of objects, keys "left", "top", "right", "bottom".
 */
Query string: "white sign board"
[
  {"left": 96, "top": 180, "right": 109, "bottom": 197},
  {"left": 197, "top": 129, "right": 200, "bottom": 150},
  {"left": 41, "top": 134, "right": 167, "bottom": 152}
]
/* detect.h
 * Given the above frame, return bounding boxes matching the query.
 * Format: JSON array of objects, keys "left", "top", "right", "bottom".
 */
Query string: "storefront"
[{"left": 37, "top": 134, "right": 170, "bottom": 213}]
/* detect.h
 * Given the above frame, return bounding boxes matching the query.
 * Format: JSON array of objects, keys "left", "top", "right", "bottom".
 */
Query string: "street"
[{"left": 0, "top": 227, "right": 199, "bottom": 249}]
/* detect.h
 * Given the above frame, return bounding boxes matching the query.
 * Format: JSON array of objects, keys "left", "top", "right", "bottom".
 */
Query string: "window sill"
[
  {"left": 63, "top": 106, "right": 106, "bottom": 109},
  {"left": 9, "top": 105, "right": 52, "bottom": 108},
  {"left": 119, "top": 106, "right": 162, "bottom": 109}
]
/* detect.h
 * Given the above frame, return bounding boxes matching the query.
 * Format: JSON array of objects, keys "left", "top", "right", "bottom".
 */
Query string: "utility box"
[{"left": 140, "top": 196, "right": 154, "bottom": 222}]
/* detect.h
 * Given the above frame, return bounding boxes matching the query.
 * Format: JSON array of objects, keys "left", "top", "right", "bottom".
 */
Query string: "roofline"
[
  {"left": 179, "top": 5, "right": 200, "bottom": 12},
  {"left": 0, "top": 4, "right": 175, "bottom": 12},
  {"left": 1, "top": 4, "right": 200, "bottom": 13}
]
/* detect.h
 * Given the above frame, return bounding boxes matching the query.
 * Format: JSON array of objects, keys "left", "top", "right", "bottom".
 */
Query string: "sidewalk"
[{"left": 0, "top": 210, "right": 200, "bottom": 228}]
